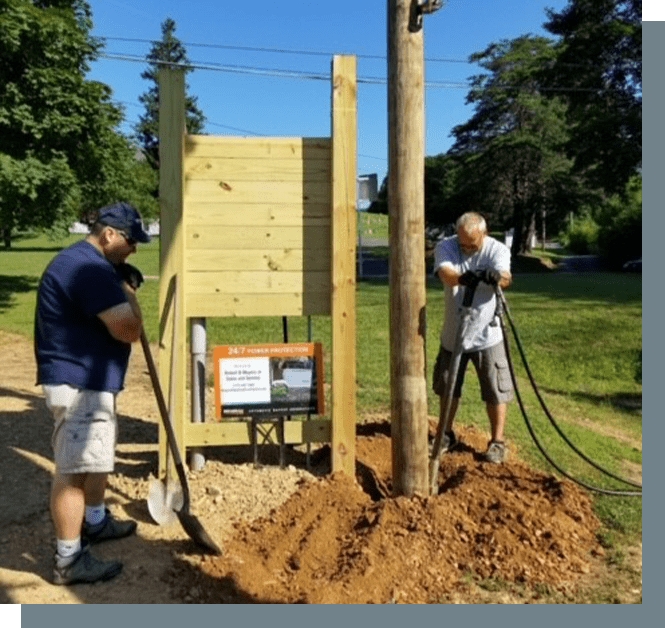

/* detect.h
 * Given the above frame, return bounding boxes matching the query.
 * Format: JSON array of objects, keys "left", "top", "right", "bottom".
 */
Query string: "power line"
[
  {"left": 115, "top": 100, "right": 387, "bottom": 160},
  {"left": 102, "top": 52, "right": 333, "bottom": 82},
  {"left": 100, "top": 53, "right": 476, "bottom": 90},
  {"left": 99, "top": 35, "right": 624, "bottom": 71},
  {"left": 99, "top": 35, "right": 474, "bottom": 65},
  {"left": 206, "top": 121, "right": 267, "bottom": 136},
  {"left": 99, "top": 53, "right": 605, "bottom": 93}
]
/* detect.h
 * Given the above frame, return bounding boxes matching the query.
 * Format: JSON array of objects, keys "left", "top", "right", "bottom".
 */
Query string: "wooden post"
[
  {"left": 158, "top": 67, "right": 187, "bottom": 475},
  {"left": 331, "top": 55, "right": 357, "bottom": 477},
  {"left": 388, "top": 0, "right": 429, "bottom": 496}
]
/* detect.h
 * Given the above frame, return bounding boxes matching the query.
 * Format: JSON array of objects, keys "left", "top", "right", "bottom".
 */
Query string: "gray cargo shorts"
[
  {"left": 432, "top": 341, "right": 514, "bottom": 404},
  {"left": 43, "top": 384, "right": 118, "bottom": 474}
]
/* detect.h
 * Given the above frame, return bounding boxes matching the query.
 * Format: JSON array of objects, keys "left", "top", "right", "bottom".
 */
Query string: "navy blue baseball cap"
[{"left": 97, "top": 202, "right": 151, "bottom": 243}]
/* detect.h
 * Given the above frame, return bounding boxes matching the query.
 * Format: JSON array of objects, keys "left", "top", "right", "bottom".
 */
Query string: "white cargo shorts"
[{"left": 43, "top": 384, "right": 118, "bottom": 474}]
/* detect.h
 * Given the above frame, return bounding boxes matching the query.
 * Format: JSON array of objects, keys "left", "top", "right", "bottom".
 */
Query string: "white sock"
[
  {"left": 85, "top": 504, "right": 106, "bottom": 526},
  {"left": 56, "top": 537, "right": 81, "bottom": 559}
]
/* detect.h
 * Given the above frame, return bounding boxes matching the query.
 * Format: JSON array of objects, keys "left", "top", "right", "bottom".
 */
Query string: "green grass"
[
  {"left": 0, "top": 234, "right": 162, "bottom": 336},
  {"left": 2, "top": 232, "right": 642, "bottom": 538},
  {"left": 358, "top": 211, "right": 388, "bottom": 240}
]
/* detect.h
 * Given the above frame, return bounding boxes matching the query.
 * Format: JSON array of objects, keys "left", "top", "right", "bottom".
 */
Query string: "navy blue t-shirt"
[{"left": 35, "top": 240, "right": 132, "bottom": 392}]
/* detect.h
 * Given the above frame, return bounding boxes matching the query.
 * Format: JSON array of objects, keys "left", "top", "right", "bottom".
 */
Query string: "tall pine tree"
[
  {"left": 135, "top": 17, "right": 206, "bottom": 171},
  {"left": 448, "top": 36, "right": 577, "bottom": 254}
]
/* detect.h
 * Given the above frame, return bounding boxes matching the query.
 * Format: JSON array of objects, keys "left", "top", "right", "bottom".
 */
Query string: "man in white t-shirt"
[{"left": 432, "top": 212, "right": 513, "bottom": 463}]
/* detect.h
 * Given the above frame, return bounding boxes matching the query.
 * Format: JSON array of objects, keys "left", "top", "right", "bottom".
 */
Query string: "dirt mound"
[
  {"left": 191, "top": 425, "right": 602, "bottom": 604},
  {"left": 1, "top": 332, "right": 625, "bottom": 604}
]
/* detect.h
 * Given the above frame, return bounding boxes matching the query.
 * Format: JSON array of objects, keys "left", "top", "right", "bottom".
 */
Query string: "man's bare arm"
[
  {"left": 437, "top": 265, "right": 462, "bottom": 287},
  {"left": 97, "top": 284, "right": 143, "bottom": 343}
]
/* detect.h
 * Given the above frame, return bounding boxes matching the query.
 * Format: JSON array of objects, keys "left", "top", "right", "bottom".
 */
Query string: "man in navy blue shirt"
[{"left": 35, "top": 202, "right": 150, "bottom": 585}]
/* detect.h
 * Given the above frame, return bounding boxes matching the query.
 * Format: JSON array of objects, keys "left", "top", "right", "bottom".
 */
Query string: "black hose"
[{"left": 496, "top": 286, "right": 642, "bottom": 498}]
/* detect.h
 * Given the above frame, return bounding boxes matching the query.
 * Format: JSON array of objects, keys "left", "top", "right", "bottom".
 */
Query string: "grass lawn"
[
  {"left": 358, "top": 211, "right": 389, "bottom": 240},
  {"left": 1, "top": 232, "right": 642, "bottom": 539}
]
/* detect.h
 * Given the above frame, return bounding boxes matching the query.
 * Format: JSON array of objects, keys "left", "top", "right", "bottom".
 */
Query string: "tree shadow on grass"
[
  {"left": 2, "top": 246, "right": 65, "bottom": 253},
  {"left": 537, "top": 385, "right": 642, "bottom": 416},
  {"left": 0, "top": 274, "right": 38, "bottom": 311}
]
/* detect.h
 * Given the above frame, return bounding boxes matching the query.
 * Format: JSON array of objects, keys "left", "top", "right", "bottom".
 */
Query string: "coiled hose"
[{"left": 496, "top": 286, "right": 642, "bottom": 498}]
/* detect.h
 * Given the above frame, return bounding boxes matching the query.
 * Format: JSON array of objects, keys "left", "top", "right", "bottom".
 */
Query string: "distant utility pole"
[{"left": 388, "top": 0, "right": 443, "bottom": 497}]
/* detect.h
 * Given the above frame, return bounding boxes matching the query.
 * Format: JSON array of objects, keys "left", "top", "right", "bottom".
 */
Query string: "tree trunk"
[
  {"left": 511, "top": 201, "right": 524, "bottom": 257},
  {"left": 511, "top": 202, "right": 538, "bottom": 256},
  {"left": 2, "top": 227, "right": 11, "bottom": 249},
  {"left": 524, "top": 211, "right": 537, "bottom": 253}
]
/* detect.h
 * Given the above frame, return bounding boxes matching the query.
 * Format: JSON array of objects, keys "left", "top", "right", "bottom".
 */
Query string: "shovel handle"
[
  {"left": 140, "top": 330, "right": 190, "bottom": 500},
  {"left": 462, "top": 279, "right": 478, "bottom": 307}
]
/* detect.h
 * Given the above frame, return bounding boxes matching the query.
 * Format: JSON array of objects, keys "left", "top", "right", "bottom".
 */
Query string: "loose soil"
[{"left": 0, "top": 331, "right": 641, "bottom": 604}]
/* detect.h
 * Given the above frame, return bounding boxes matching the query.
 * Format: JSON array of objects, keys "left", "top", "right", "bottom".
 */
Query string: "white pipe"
[{"left": 190, "top": 317, "right": 206, "bottom": 471}]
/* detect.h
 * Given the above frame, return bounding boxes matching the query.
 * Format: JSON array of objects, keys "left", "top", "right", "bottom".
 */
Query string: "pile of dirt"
[
  {"left": 185, "top": 425, "right": 602, "bottom": 604},
  {"left": 0, "top": 331, "right": 618, "bottom": 604}
]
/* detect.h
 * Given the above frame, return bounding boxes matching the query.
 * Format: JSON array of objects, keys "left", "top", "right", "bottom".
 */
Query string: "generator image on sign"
[{"left": 213, "top": 343, "right": 324, "bottom": 419}]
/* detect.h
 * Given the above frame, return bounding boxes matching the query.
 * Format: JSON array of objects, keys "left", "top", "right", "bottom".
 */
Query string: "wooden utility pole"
[{"left": 388, "top": 0, "right": 429, "bottom": 496}]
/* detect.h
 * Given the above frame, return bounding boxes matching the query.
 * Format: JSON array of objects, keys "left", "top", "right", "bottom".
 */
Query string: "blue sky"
[{"left": 87, "top": 0, "right": 584, "bottom": 185}]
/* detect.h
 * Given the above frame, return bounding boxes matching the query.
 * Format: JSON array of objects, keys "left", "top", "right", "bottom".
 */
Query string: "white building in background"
[
  {"left": 69, "top": 222, "right": 90, "bottom": 234},
  {"left": 69, "top": 221, "right": 160, "bottom": 235}
]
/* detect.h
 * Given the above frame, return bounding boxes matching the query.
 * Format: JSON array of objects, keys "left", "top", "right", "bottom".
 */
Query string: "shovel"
[
  {"left": 148, "top": 297, "right": 184, "bottom": 526},
  {"left": 140, "top": 323, "right": 222, "bottom": 555},
  {"left": 429, "top": 279, "right": 479, "bottom": 493}
]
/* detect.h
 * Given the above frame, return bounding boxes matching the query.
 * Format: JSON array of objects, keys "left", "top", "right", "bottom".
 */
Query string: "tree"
[
  {"left": 423, "top": 153, "right": 464, "bottom": 227},
  {"left": 595, "top": 174, "right": 642, "bottom": 267},
  {"left": 542, "top": 0, "right": 641, "bottom": 195},
  {"left": 0, "top": 0, "right": 157, "bottom": 247},
  {"left": 135, "top": 17, "right": 206, "bottom": 172},
  {"left": 448, "top": 36, "right": 578, "bottom": 254},
  {"left": 370, "top": 156, "right": 465, "bottom": 230}
]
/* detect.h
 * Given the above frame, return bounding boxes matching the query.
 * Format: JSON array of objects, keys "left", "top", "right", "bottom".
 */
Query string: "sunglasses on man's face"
[{"left": 117, "top": 230, "right": 137, "bottom": 246}]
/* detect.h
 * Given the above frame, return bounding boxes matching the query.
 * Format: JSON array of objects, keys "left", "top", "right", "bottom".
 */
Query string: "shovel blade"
[
  {"left": 147, "top": 476, "right": 184, "bottom": 526},
  {"left": 177, "top": 511, "right": 223, "bottom": 555}
]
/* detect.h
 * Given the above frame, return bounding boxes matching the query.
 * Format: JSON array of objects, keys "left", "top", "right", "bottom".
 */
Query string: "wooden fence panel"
[{"left": 182, "top": 137, "right": 333, "bottom": 320}]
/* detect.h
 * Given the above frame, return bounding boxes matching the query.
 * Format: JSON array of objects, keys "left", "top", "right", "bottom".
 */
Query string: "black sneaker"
[
  {"left": 53, "top": 541, "right": 123, "bottom": 585},
  {"left": 83, "top": 508, "right": 137, "bottom": 544},
  {"left": 482, "top": 441, "right": 507, "bottom": 463}
]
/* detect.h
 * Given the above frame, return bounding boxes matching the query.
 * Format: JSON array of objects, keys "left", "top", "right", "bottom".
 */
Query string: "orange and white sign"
[{"left": 213, "top": 343, "right": 324, "bottom": 419}]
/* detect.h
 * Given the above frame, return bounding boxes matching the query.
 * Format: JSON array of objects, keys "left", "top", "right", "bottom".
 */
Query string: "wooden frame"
[{"left": 157, "top": 56, "right": 357, "bottom": 477}]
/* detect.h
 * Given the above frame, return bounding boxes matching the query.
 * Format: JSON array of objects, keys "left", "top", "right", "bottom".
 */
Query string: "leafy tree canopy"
[
  {"left": 0, "top": 0, "right": 157, "bottom": 247},
  {"left": 445, "top": 36, "right": 580, "bottom": 253},
  {"left": 542, "top": 0, "right": 641, "bottom": 194}
]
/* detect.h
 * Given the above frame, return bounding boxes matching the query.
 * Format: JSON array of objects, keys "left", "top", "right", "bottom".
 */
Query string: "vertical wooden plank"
[
  {"left": 331, "top": 55, "right": 357, "bottom": 476},
  {"left": 388, "top": 1, "right": 429, "bottom": 496},
  {"left": 158, "top": 68, "right": 187, "bottom": 476}
]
